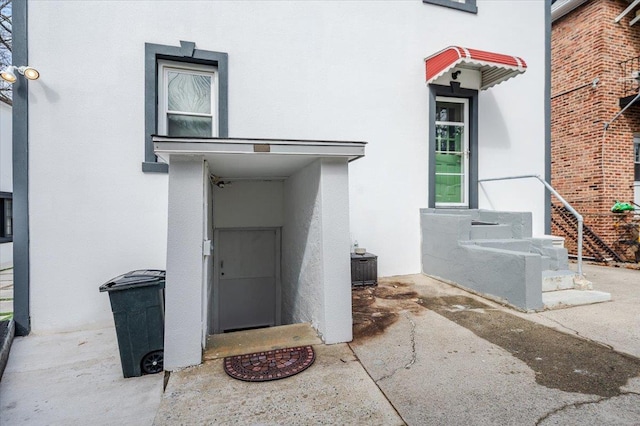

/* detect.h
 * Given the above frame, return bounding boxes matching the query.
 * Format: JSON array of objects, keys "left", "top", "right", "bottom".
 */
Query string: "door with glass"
[{"left": 435, "top": 97, "right": 469, "bottom": 207}]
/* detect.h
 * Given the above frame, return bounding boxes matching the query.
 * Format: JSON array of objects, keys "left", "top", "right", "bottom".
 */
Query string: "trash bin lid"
[{"left": 99, "top": 269, "right": 166, "bottom": 292}]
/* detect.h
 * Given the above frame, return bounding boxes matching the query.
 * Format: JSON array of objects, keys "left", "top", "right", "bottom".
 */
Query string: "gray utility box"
[
  {"left": 99, "top": 270, "right": 165, "bottom": 378},
  {"left": 351, "top": 253, "right": 378, "bottom": 287}
]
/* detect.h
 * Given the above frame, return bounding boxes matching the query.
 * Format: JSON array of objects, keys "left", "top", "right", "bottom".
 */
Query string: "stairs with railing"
[
  {"left": 551, "top": 204, "right": 624, "bottom": 263},
  {"left": 420, "top": 209, "right": 611, "bottom": 311}
]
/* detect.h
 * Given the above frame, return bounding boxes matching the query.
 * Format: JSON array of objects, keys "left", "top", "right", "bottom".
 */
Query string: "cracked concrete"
[
  {"left": 403, "top": 314, "right": 417, "bottom": 370},
  {"left": 355, "top": 312, "right": 418, "bottom": 384},
  {"left": 536, "top": 393, "right": 640, "bottom": 425},
  {"left": 351, "top": 272, "right": 640, "bottom": 425},
  {"left": 3, "top": 263, "right": 639, "bottom": 424}
]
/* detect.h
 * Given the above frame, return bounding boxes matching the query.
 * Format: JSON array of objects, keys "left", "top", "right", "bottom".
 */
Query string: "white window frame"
[
  {"left": 435, "top": 96, "right": 469, "bottom": 207},
  {"left": 157, "top": 60, "right": 218, "bottom": 137}
]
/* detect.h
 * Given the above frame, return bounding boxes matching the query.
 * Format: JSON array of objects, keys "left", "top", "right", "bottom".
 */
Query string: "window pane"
[
  {"left": 167, "top": 114, "right": 212, "bottom": 137},
  {"left": 168, "top": 72, "right": 212, "bottom": 114},
  {"left": 435, "top": 174, "right": 463, "bottom": 203},
  {"left": 436, "top": 101, "right": 464, "bottom": 123}
]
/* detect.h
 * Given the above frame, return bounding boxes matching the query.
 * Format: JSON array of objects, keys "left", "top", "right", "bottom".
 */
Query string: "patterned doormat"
[{"left": 223, "top": 346, "right": 315, "bottom": 382}]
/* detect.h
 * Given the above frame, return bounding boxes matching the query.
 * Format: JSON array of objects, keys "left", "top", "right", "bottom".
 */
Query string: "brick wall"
[{"left": 551, "top": 0, "right": 640, "bottom": 260}]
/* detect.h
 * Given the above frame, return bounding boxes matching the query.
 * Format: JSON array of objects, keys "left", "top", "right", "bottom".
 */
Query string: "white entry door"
[{"left": 217, "top": 229, "right": 278, "bottom": 332}]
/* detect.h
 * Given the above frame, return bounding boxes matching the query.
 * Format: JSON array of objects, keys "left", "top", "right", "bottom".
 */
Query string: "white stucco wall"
[
  {"left": 282, "top": 160, "right": 323, "bottom": 332},
  {"left": 318, "top": 158, "right": 352, "bottom": 344},
  {"left": 0, "top": 100, "right": 11, "bottom": 269},
  {"left": 165, "top": 157, "right": 206, "bottom": 369},
  {"left": 213, "top": 181, "right": 284, "bottom": 229},
  {"left": 26, "top": 0, "right": 546, "bottom": 332}
]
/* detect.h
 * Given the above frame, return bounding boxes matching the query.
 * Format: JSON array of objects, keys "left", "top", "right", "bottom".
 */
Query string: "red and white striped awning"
[{"left": 425, "top": 46, "right": 527, "bottom": 90}]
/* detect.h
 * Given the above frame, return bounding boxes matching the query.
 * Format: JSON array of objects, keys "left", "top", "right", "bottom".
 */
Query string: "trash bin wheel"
[{"left": 141, "top": 350, "right": 164, "bottom": 374}]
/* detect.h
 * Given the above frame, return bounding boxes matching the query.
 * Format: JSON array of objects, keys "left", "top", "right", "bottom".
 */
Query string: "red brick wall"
[{"left": 551, "top": 0, "right": 640, "bottom": 260}]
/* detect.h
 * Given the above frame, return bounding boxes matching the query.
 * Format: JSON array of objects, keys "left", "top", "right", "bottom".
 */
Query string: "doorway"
[
  {"left": 435, "top": 97, "right": 469, "bottom": 207},
  {"left": 428, "top": 84, "right": 478, "bottom": 209},
  {"left": 213, "top": 228, "right": 281, "bottom": 333}
]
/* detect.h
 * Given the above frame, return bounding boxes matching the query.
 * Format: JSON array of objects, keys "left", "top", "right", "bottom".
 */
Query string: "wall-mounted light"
[
  {"left": 452, "top": 70, "right": 461, "bottom": 80},
  {"left": 0, "top": 65, "right": 40, "bottom": 83},
  {"left": 210, "top": 175, "right": 228, "bottom": 188}
]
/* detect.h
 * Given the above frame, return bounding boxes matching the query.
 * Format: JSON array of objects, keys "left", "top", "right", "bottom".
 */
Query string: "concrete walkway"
[{"left": 0, "top": 262, "right": 639, "bottom": 425}]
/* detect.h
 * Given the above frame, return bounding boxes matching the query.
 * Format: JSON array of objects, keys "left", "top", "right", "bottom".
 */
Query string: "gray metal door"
[{"left": 217, "top": 229, "right": 277, "bottom": 332}]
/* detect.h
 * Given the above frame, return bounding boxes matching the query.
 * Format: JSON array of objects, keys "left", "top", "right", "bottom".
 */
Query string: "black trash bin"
[{"left": 99, "top": 269, "right": 165, "bottom": 378}]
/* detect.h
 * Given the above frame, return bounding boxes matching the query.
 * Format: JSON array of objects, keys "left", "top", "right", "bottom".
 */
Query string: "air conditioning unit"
[{"left": 632, "top": 70, "right": 640, "bottom": 80}]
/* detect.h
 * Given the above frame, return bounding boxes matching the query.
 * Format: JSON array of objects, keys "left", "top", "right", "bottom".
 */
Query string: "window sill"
[
  {"left": 0, "top": 237, "right": 12, "bottom": 244},
  {"left": 142, "top": 162, "right": 169, "bottom": 173}
]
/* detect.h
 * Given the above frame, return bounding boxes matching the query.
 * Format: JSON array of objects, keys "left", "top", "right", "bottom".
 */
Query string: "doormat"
[{"left": 223, "top": 346, "right": 315, "bottom": 382}]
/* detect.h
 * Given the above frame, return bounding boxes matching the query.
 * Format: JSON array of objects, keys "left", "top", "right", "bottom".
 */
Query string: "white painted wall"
[
  {"left": 165, "top": 157, "right": 206, "bottom": 369},
  {"left": 0, "top": 101, "right": 11, "bottom": 269},
  {"left": 213, "top": 181, "right": 283, "bottom": 229},
  {"left": 318, "top": 158, "right": 352, "bottom": 344},
  {"left": 202, "top": 168, "right": 213, "bottom": 343},
  {"left": 282, "top": 160, "right": 323, "bottom": 332},
  {"left": 26, "top": 0, "right": 546, "bottom": 332}
]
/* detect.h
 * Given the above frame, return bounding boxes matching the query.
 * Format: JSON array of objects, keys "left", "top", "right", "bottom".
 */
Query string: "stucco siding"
[
  {"left": 282, "top": 160, "right": 324, "bottom": 334},
  {"left": 25, "top": 0, "right": 546, "bottom": 332}
]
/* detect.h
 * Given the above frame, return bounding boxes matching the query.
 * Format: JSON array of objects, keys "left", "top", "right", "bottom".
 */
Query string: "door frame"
[
  {"left": 428, "top": 84, "right": 479, "bottom": 209},
  {"left": 211, "top": 227, "right": 282, "bottom": 334},
  {"left": 434, "top": 96, "right": 470, "bottom": 207}
]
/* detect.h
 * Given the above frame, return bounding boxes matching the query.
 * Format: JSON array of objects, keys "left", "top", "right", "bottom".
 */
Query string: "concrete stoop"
[
  {"left": 542, "top": 289, "right": 612, "bottom": 310},
  {"left": 542, "top": 270, "right": 576, "bottom": 292},
  {"left": 420, "top": 209, "right": 613, "bottom": 311},
  {"left": 541, "top": 271, "right": 611, "bottom": 310}
]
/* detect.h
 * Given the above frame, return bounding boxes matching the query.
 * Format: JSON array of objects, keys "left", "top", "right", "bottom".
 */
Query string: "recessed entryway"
[
  {"left": 204, "top": 323, "right": 321, "bottom": 360},
  {"left": 214, "top": 228, "right": 281, "bottom": 333}
]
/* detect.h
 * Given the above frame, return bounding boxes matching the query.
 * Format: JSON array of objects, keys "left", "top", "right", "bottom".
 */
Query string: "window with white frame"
[
  {"left": 423, "top": 0, "right": 477, "bottom": 14},
  {"left": 158, "top": 61, "right": 217, "bottom": 138}
]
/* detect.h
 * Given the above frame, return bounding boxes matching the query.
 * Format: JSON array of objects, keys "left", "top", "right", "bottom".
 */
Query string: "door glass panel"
[
  {"left": 435, "top": 174, "right": 463, "bottom": 204},
  {"left": 435, "top": 153, "right": 462, "bottom": 174},
  {"left": 436, "top": 102, "right": 464, "bottom": 123},
  {"left": 436, "top": 125, "right": 463, "bottom": 153}
]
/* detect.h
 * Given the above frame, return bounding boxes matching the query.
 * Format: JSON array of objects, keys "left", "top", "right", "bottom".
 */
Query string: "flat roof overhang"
[{"left": 153, "top": 136, "right": 367, "bottom": 179}]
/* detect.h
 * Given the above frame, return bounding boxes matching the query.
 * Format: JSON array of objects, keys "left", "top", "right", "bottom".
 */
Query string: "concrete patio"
[{"left": 1, "top": 262, "right": 639, "bottom": 425}]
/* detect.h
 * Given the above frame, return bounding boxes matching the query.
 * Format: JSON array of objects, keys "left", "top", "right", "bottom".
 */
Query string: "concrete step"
[
  {"left": 464, "top": 239, "right": 532, "bottom": 252},
  {"left": 541, "top": 256, "right": 551, "bottom": 271},
  {"left": 470, "top": 224, "right": 512, "bottom": 240},
  {"left": 542, "top": 289, "right": 611, "bottom": 310},
  {"left": 542, "top": 270, "right": 577, "bottom": 292}
]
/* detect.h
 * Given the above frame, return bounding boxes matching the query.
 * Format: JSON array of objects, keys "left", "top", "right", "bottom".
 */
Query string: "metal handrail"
[{"left": 478, "top": 174, "right": 584, "bottom": 276}]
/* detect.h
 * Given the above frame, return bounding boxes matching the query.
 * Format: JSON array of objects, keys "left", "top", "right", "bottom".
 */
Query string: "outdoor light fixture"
[
  {"left": 210, "top": 175, "right": 228, "bottom": 188},
  {"left": 0, "top": 65, "right": 40, "bottom": 83}
]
